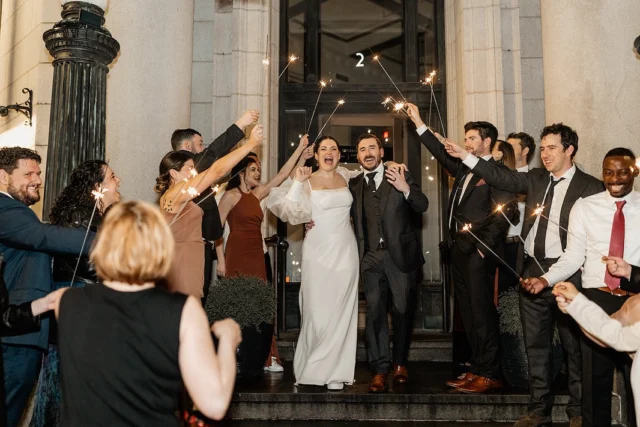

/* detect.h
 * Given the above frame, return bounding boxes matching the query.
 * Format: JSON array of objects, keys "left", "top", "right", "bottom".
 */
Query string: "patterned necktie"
[
  {"left": 533, "top": 176, "right": 565, "bottom": 259},
  {"left": 604, "top": 200, "right": 626, "bottom": 290},
  {"left": 366, "top": 172, "right": 377, "bottom": 192}
]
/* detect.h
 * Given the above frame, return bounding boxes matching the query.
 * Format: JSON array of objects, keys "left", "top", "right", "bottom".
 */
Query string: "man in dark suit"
[
  {"left": 171, "top": 110, "right": 258, "bottom": 304},
  {"left": 445, "top": 123, "right": 604, "bottom": 426},
  {"left": 349, "top": 134, "right": 429, "bottom": 393},
  {"left": 0, "top": 147, "right": 92, "bottom": 427},
  {"left": 407, "top": 103, "right": 515, "bottom": 393}
]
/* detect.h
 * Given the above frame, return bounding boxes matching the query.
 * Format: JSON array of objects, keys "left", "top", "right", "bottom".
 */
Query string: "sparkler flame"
[
  {"left": 394, "top": 102, "right": 405, "bottom": 111},
  {"left": 533, "top": 206, "right": 545, "bottom": 216},
  {"left": 212, "top": 184, "right": 220, "bottom": 194},
  {"left": 338, "top": 99, "right": 345, "bottom": 105},
  {"left": 289, "top": 55, "right": 298, "bottom": 62},
  {"left": 430, "top": 70, "right": 436, "bottom": 77},
  {"left": 382, "top": 97, "right": 392, "bottom": 105},
  {"left": 262, "top": 58, "right": 270, "bottom": 66},
  {"left": 495, "top": 204, "right": 504, "bottom": 212},
  {"left": 373, "top": 55, "right": 379, "bottom": 61},
  {"left": 189, "top": 169, "right": 198, "bottom": 177},
  {"left": 462, "top": 224, "right": 472, "bottom": 232},
  {"left": 320, "top": 80, "right": 327, "bottom": 87},
  {"left": 91, "top": 188, "right": 108, "bottom": 200},
  {"left": 187, "top": 187, "right": 199, "bottom": 197}
]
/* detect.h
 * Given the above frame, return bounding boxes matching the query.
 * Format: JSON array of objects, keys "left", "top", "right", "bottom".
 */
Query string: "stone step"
[
  {"left": 222, "top": 362, "right": 608, "bottom": 424},
  {"left": 218, "top": 421, "right": 564, "bottom": 426},
  {"left": 277, "top": 332, "right": 453, "bottom": 363}
]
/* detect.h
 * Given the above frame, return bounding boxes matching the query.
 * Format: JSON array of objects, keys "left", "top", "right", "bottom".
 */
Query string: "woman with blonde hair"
[{"left": 53, "top": 201, "right": 241, "bottom": 425}]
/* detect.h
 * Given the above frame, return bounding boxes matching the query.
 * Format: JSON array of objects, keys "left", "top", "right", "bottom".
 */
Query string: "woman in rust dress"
[
  {"left": 216, "top": 135, "right": 311, "bottom": 371},
  {"left": 155, "top": 125, "right": 263, "bottom": 297}
]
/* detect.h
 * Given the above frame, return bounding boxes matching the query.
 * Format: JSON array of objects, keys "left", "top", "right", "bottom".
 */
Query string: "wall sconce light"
[{"left": 0, "top": 88, "right": 33, "bottom": 126}]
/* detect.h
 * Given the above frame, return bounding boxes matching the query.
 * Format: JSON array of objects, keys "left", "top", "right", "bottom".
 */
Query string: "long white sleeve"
[
  {"left": 265, "top": 178, "right": 312, "bottom": 225},
  {"left": 567, "top": 293, "right": 640, "bottom": 352}
]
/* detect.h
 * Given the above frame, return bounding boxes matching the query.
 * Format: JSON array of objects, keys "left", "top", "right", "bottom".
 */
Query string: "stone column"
[
  {"left": 42, "top": 0, "right": 119, "bottom": 218},
  {"left": 540, "top": 0, "right": 640, "bottom": 181}
]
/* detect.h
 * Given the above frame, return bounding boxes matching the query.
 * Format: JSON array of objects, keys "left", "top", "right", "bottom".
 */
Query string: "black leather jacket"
[
  {"left": 1, "top": 253, "right": 40, "bottom": 336},
  {"left": 52, "top": 210, "right": 100, "bottom": 286}
]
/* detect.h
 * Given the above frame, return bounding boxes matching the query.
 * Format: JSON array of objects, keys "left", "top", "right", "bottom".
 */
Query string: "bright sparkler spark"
[
  {"left": 394, "top": 102, "right": 405, "bottom": 111},
  {"left": 338, "top": 99, "right": 345, "bottom": 105},
  {"left": 533, "top": 205, "right": 545, "bottom": 216},
  {"left": 187, "top": 187, "right": 199, "bottom": 197},
  {"left": 495, "top": 204, "right": 504, "bottom": 212},
  {"left": 212, "top": 184, "right": 220, "bottom": 194},
  {"left": 262, "top": 58, "right": 270, "bottom": 66},
  {"left": 382, "top": 97, "right": 392, "bottom": 105},
  {"left": 430, "top": 70, "right": 436, "bottom": 77},
  {"left": 462, "top": 224, "right": 472, "bottom": 232},
  {"left": 373, "top": 55, "right": 379, "bottom": 61},
  {"left": 320, "top": 80, "right": 327, "bottom": 87},
  {"left": 91, "top": 188, "right": 108, "bottom": 200},
  {"left": 189, "top": 169, "right": 198, "bottom": 177},
  {"left": 289, "top": 55, "right": 298, "bottom": 62}
]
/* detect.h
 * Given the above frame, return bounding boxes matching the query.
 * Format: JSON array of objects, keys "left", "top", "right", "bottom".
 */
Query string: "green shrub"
[
  {"left": 204, "top": 275, "right": 276, "bottom": 331},
  {"left": 498, "top": 287, "right": 560, "bottom": 344}
]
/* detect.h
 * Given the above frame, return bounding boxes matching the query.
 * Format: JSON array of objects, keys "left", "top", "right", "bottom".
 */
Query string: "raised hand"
[
  {"left": 445, "top": 139, "right": 468, "bottom": 160},
  {"left": 302, "top": 144, "right": 315, "bottom": 160},
  {"left": 294, "top": 166, "right": 312, "bottom": 183},
  {"left": 405, "top": 103, "right": 424, "bottom": 127},
  {"left": 298, "top": 134, "right": 310, "bottom": 150},
  {"left": 604, "top": 256, "right": 632, "bottom": 280},
  {"left": 385, "top": 161, "right": 408, "bottom": 174},
  {"left": 236, "top": 110, "right": 260, "bottom": 129},
  {"left": 210, "top": 318, "right": 242, "bottom": 347},
  {"left": 385, "top": 167, "right": 410, "bottom": 194},
  {"left": 521, "top": 277, "right": 548, "bottom": 295},
  {"left": 250, "top": 124, "right": 264, "bottom": 145}
]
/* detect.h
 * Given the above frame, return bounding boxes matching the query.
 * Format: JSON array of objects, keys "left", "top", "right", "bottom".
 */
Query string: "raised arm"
[
  {"left": 289, "top": 143, "right": 315, "bottom": 179},
  {"left": 0, "top": 205, "right": 93, "bottom": 256},
  {"left": 179, "top": 297, "right": 242, "bottom": 420},
  {"left": 406, "top": 103, "right": 461, "bottom": 177},
  {"left": 163, "top": 125, "right": 263, "bottom": 208},
  {"left": 194, "top": 110, "right": 259, "bottom": 171},
  {"left": 253, "top": 135, "right": 309, "bottom": 201}
]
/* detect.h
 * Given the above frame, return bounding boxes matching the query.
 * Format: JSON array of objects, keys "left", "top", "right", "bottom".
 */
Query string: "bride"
[{"left": 267, "top": 136, "right": 359, "bottom": 390}]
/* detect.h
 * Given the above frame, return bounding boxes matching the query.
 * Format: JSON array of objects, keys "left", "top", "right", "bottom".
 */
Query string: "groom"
[{"left": 350, "top": 134, "right": 429, "bottom": 392}]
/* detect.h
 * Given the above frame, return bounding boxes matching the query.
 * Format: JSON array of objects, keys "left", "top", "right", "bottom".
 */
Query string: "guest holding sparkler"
[
  {"left": 215, "top": 135, "right": 310, "bottom": 372},
  {"left": 155, "top": 125, "right": 264, "bottom": 298},
  {"left": 52, "top": 200, "right": 242, "bottom": 425},
  {"left": 30, "top": 160, "right": 121, "bottom": 427},
  {"left": 171, "top": 110, "right": 259, "bottom": 304},
  {"left": 444, "top": 123, "right": 603, "bottom": 426},
  {"left": 606, "top": 256, "right": 640, "bottom": 288},
  {"left": 407, "top": 104, "right": 515, "bottom": 394},
  {"left": 0, "top": 147, "right": 94, "bottom": 427},
  {"left": 524, "top": 148, "right": 640, "bottom": 427}
]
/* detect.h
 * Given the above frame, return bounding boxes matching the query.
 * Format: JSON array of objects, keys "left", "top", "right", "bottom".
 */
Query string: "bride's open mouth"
[{"left": 323, "top": 156, "right": 335, "bottom": 165}]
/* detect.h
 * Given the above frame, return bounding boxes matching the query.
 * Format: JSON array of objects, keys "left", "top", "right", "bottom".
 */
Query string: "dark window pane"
[
  {"left": 287, "top": 0, "right": 305, "bottom": 83},
  {"left": 320, "top": 0, "right": 404, "bottom": 84},
  {"left": 418, "top": 0, "right": 438, "bottom": 79}
]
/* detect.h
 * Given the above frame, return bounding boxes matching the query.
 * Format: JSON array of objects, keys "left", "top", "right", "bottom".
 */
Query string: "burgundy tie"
[{"left": 604, "top": 200, "right": 626, "bottom": 290}]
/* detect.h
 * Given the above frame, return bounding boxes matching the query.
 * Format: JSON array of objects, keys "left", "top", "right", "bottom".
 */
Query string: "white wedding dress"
[{"left": 266, "top": 167, "right": 359, "bottom": 386}]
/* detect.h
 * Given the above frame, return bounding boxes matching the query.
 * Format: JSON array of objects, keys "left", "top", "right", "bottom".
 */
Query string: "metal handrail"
[{"left": 264, "top": 234, "right": 289, "bottom": 337}]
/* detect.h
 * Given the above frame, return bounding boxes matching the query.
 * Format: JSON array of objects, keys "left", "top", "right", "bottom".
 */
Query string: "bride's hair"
[{"left": 314, "top": 136, "right": 340, "bottom": 153}]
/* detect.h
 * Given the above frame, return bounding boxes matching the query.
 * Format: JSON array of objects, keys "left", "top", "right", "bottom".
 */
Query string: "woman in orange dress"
[
  {"left": 216, "top": 135, "right": 312, "bottom": 371},
  {"left": 155, "top": 125, "right": 263, "bottom": 297}
]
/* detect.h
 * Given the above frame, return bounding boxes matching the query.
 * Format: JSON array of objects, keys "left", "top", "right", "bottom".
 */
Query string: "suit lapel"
[
  {"left": 558, "top": 168, "right": 587, "bottom": 246},
  {"left": 353, "top": 174, "right": 365, "bottom": 226},
  {"left": 457, "top": 172, "right": 482, "bottom": 207}
]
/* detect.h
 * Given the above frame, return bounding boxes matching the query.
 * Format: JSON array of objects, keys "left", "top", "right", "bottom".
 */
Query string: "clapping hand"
[
  {"left": 294, "top": 166, "right": 312, "bottom": 182},
  {"left": 521, "top": 277, "right": 548, "bottom": 295},
  {"left": 236, "top": 110, "right": 260, "bottom": 129},
  {"left": 385, "top": 167, "right": 410, "bottom": 194}
]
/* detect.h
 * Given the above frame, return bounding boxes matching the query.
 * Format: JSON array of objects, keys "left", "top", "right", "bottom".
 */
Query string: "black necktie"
[
  {"left": 533, "top": 176, "right": 565, "bottom": 259},
  {"left": 366, "top": 172, "right": 377, "bottom": 192}
]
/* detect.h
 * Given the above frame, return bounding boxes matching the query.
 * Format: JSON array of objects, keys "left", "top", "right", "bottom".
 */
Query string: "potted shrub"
[
  {"left": 498, "top": 287, "right": 563, "bottom": 389},
  {"left": 204, "top": 275, "right": 276, "bottom": 381}
]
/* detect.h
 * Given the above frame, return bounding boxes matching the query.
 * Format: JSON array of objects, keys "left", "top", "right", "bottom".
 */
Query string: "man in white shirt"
[
  {"left": 527, "top": 148, "right": 640, "bottom": 427},
  {"left": 444, "top": 123, "right": 603, "bottom": 427}
]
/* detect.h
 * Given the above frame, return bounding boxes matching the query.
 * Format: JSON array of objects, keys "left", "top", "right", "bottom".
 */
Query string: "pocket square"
[{"left": 475, "top": 179, "right": 486, "bottom": 187}]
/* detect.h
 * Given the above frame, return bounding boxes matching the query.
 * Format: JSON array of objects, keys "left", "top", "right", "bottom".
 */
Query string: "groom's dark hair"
[{"left": 356, "top": 134, "right": 382, "bottom": 149}]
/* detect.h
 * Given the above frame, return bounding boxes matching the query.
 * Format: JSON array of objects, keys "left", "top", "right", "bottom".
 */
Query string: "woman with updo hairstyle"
[
  {"left": 155, "top": 125, "right": 263, "bottom": 298},
  {"left": 215, "top": 134, "right": 311, "bottom": 372},
  {"left": 31, "top": 160, "right": 121, "bottom": 427},
  {"left": 492, "top": 139, "right": 517, "bottom": 170},
  {"left": 52, "top": 201, "right": 242, "bottom": 425}
]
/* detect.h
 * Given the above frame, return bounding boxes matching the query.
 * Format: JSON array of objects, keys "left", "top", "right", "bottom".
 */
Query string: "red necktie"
[{"left": 604, "top": 200, "right": 626, "bottom": 290}]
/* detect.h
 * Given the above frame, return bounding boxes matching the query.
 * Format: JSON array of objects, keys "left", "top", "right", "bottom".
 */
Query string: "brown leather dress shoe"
[
  {"left": 569, "top": 415, "right": 582, "bottom": 427},
  {"left": 393, "top": 364, "right": 409, "bottom": 384},
  {"left": 456, "top": 375, "right": 502, "bottom": 393},
  {"left": 445, "top": 372, "right": 476, "bottom": 388},
  {"left": 368, "top": 374, "right": 388, "bottom": 393}
]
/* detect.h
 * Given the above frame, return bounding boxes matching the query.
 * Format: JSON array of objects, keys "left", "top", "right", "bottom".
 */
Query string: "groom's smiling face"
[{"left": 357, "top": 137, "right": 384, "bottom": 171}]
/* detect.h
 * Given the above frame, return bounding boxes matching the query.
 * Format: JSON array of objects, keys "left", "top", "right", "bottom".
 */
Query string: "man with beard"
[
  {"left": 406, "top": 103, "right": 515, "bottom": 393},
  {"left": 527, "top": 148, "right": 640, "bottom": 427},
  {"left": 444, "top": 123, "right": 603, "bottom": 425},
  {"left": 0, "top": 147, "right": 91, "bottom": 427},
  {"left": 170, "top": 110, "right": 258, "bottom": 304},
  {"left": 349, "top": 134, "right": 429, "bottom": 392}
]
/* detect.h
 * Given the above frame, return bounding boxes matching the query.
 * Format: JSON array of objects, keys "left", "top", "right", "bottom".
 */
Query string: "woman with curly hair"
[{"left": 30, "top": 160, "right": 121, "bottom": 427}]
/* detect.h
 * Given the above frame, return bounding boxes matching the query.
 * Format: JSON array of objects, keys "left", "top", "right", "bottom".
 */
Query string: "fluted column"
[{"left": 42, "top": 1, "right": 119, "bottom": 218}]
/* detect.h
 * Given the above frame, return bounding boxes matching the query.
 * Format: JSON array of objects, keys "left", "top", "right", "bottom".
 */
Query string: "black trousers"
[
  {"left": 581, "top": 288, "right": 636, "bottom": 427},
  {"left": 520, "top": 257, "right": 582, "bottom": 421},
  {"left": 451, "top": 243, "right": 500, "bottom": 379},
  {"left": 497, "top": 241, "right": 520, "bottom": 295},
  {"left": 361, "top": 249, "right": 416, "bottom": 375},
  {"left": 201, "top": 210, "right": 218, "bottom": 305}
]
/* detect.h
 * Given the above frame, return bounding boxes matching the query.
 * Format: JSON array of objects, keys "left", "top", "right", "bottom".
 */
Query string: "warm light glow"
[
  {"left": 373, "top": 55, "right": 379, "bottom": 61},
  {"left": 382, "top": 97, "right": 392, "bottom": 105},
  {"left": 319, "top": 80, "right": 327, "bottom": 87},
  {"left": 187, "top": 187, "right": 199, "bottom": 197},
  {"left": 91, "top": 188, "right": 107, "bottom": 200},
  {"left": 189, "top": 169, "right": 198, "bottom": 177},
  {"left": 394, "top": 102, "right": 405, "bottom": 111},
  {"left": 338, "top": 100, "right": 345, "bottom": 105},
  {"left": 428, "top": 176, "right": 434, "bottom": 181},
  {"left": 462, "top": 224, "right": 472, "bottom": 232},
  {"left": 262, "top": 58, "right": 270, "bottom": 66},
  {"left": 495, "top": 204, "right": 504, "bottom": 212},
  {"left": 212, "top": 184, "right": 220, "bottom": 194},
  {"left": 533, "top": 206, "right": 544, "bottom": 216},
  {"left": 430, "top": 70, "right": 436, "bottom": 77},
  {"left": 289, "top": 55, "right": 298, "bottom": 62}
]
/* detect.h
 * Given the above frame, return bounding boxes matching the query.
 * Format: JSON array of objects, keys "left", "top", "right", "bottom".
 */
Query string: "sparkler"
[
  {"left": 312, "top": 98, "right": 346, "bottom": 144},
  {"left": 69, "top": 187, "right": 108, "bottom": 287},
  {"left": 454, "top": 217, "right": 523, "bottom": 280},
  {"left": 372, "top": 54, "right": 407, "bottom": 102},
  {"left": 381, "top": 95, "right": 409, "bottom": 116},
  {"left": 306, "top": 80, "right": 328, "bottom": 134},
  {"left": 528, "top": 203, "right": 609, "bottom": 258},
  {"left": 278, "top": 55, "right": 298, "bottom": 80},
  {"left": 494, "top": 203, "right": 544, "bottom": 274},
  {"left": 260, "top": 34, "right": 270, "bottom": 96},
  {"left": 422, "top": 70, "right": 446, "bottom": 137}
]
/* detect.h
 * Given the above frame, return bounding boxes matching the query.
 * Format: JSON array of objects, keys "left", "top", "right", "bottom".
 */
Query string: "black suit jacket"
[
  {"left": 183, "top": 123, "right": 245, "bottom": 241},
  {"left": 0, "top": 193, "right": 92, "bottom": 348},
  {"left": 470, "top": 159, "right": 604, "bottom": 273},
  {"left": 621, "top": 265, "right": 640, "bottom": 293},
  {"left": 0, "top": 253, "right": 40, "bottom": 336},
  {"left": 349, "top": 168, "right": 429, "bottom": 273},
  {"left": 417, "top": 129, "right": 515, "bottom": 254}
]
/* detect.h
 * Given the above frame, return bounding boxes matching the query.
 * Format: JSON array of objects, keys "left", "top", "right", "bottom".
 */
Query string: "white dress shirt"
[
  {"left": 507, "top": 165, "right": 530, "bottom": 237},
  {"left": 542, "top": 190, "right": 640, "bottom": 288},
  {"left": 363, "top": 161, "right": 410, "bottom": 199}
]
